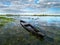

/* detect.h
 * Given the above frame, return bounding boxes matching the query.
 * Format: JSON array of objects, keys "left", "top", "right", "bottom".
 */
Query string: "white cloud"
[{"left": 0, "top": 0, "right": 60, "bottom": 14}]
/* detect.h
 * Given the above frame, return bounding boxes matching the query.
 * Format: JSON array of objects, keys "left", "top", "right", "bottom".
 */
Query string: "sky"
[{"left": 0, "top": 0, "right": 60, "bottom": 15}]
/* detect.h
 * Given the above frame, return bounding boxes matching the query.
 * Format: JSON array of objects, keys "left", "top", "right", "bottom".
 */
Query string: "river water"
[{"left": 0, "top": 16, "right": 60, "bottom": 45}]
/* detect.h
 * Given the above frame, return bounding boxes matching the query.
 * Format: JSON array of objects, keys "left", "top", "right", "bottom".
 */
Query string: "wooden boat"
[{"left": 20, "top": 20, "right": 45, "bottom": 38}]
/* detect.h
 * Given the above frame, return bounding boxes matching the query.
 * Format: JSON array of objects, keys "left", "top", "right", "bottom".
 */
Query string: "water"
[{"left": 0, "top": 16, "right": 60, "bottom": 45}]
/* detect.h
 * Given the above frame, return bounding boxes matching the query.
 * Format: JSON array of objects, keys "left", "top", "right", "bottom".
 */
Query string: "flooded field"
[{"left": 0, "top": 15, "right": 60, "bottom": 45}]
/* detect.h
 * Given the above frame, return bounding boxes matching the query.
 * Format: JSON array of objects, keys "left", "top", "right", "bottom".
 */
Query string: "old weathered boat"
[{"left": 20, "top": 20, "right": 45, "bottom": 38}]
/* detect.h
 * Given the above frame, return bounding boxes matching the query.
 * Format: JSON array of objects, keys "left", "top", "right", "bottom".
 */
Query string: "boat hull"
[{"left": 20, "top": 20, "right": 45, "bottom": 38}]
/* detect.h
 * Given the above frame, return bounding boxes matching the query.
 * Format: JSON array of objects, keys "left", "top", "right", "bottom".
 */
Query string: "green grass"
[{"left": 0, "top": 16, "right": 14, "bottom": 27}]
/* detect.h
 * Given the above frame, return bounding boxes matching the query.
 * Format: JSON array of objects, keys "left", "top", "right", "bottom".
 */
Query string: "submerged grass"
[
  {"left": 0, "top": 16, "right": 14, "bottom": 27},
  {"left": 0, "top": 15, "right": 60, "bottom": 45}
]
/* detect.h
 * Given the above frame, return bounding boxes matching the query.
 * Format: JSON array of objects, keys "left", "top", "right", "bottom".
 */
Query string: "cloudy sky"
[{"left": 0, "top": 0, "right": 60, "bottom": 15}]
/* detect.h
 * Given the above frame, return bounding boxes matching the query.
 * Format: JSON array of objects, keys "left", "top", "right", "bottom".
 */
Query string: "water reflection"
[{"left": 0, "top": 16, "right": 60, "bottom": 45}]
